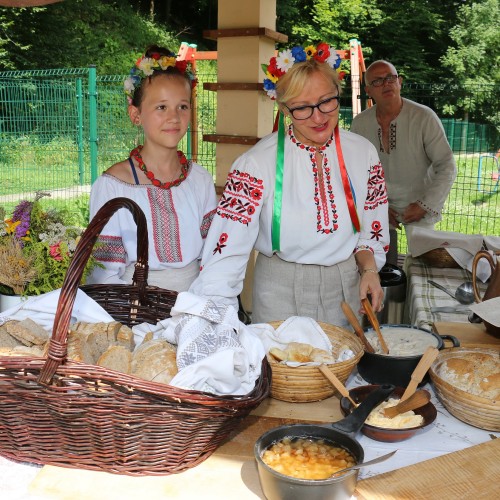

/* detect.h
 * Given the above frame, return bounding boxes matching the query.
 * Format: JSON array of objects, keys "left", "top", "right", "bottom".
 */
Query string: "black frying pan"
[{"left": 254, "top": 384, "right": 395, "bottom": 500}]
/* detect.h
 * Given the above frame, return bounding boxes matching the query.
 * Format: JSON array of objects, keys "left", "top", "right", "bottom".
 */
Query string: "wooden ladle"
[
  {"left": 400, "top": 346, "right": 440, "bottom": 401},
  {"left": 361, "top": 297, "right": 389, "bottom": 354},
  {"left": 383, "top": 389, "right": 431, "bottom": 418},
  {"left": 318, "top": 364, "right": 358, "bottom": 407},
  {"left": 341, "top": 301, "right": 375, "bottom": 353}
]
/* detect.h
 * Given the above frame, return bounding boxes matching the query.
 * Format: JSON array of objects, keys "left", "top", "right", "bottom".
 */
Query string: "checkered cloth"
[{"left": 403, "top": 256, "right": 487, "bottom": 330}]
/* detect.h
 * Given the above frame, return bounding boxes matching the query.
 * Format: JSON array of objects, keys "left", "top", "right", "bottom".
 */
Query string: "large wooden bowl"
[{"left": 267, "top": 321, "right": 363, "bottom": 403}]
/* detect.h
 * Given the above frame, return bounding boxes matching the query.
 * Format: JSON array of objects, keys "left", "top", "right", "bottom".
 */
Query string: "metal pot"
[
  {"left": 254, "top": 384, "right": 395, "bottom": 500},
  {"left": 357, "top": 324, "right": 460, "bottom": 387}
]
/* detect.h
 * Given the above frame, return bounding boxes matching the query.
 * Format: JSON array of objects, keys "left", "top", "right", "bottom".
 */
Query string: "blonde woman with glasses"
[{"left": 182, "top": 43, "right": 390, "bottom": 325}]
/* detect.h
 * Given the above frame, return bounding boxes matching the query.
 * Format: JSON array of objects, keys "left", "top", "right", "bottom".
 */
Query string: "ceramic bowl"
[{"left": 339, "top": 385, "right": 437, "bottom": 442}]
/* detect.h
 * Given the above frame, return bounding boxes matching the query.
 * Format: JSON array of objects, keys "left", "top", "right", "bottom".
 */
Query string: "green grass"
[{"left": 397, "top": 153, "right": 499, "bottom": 254}]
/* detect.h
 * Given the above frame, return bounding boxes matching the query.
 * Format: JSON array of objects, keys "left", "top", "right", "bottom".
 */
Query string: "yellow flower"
[
  {"left": 266, "top": 72, "right": 279, "bottom": 84},
  {"left": 158, "top": 56, "right": 176, "bottom": 70},
  {"left": 304, "top": 45, "right": 317, "bottom": 59},
  {"left": 5, "top": 219, "right": 19, "bottom": 234}
]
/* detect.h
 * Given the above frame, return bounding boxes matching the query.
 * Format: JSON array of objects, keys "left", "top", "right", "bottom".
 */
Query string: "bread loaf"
[
  {"left": 269, "top": 342, "right": 336, "bottom": 364},
  {"left": 0, "top": 325, "right": 21, "bottom": 349},
  {"left": 97, "top": 345, "right": 132, "bottom": 374},
  {"left": 131, "top": 339, "right": 178, "bottom": 384},
  {"left": 4, "top": 318, "right": 49, "bottom": 346},
  {"left": 440, "top": 352, "right": 499, "bottom": 399}
]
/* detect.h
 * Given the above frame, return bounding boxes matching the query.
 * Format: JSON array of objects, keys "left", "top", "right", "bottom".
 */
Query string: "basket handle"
[{"left": 38, "top": 197, "right": 149, "bottom": 385}]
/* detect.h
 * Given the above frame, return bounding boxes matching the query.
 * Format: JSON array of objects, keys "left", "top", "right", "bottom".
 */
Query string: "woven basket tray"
[
  {"left": 0, "top": 197, "right": 270, "bottom": 476},
  {"left": 419, "top": 248, "right": 459, "bottom": 268},
  {"left": 267, "top": 320, "right": 363, "bottom": 403},
  {"left": 429, "top": 346, "right": 499, "bottom": 432}
]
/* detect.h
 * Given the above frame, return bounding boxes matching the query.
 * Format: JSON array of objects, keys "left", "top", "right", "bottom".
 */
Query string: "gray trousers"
[{"left": 252, "top": 253, "right": 360, "bottom": 327}]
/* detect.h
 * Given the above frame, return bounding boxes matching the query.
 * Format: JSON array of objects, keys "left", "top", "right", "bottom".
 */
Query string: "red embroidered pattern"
[
  {"left": 217, "top": 170, "right": 263, "bottom": 225},
  {"left": 148, "top": 188, "right": 182, "bottom": 263},
  {"left": 290, "top": 130, "right": 338, "bottom": 234},
  {"left": 201, "top": 208, "right": 216, "bottom": 239},
  {"left": 213, "top": 232, "right": 228, "bottom": 255},
  {"left": 370, "top": 220, "right": 383, "bottom": 241},
  {"left": 365, "top": 162, "right": 388, "bottom": 211},
  {"left": 93, "top": 235, "right": 126, "bottom": 263}
]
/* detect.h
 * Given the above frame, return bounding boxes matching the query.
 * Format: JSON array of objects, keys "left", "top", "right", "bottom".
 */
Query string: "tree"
[
  {"left": 277, "top": 0, "right": 383, "bottom": 54},
  {"left": 0, "top": 0, "right": 180, "bottom": 74},
  {"left": 440, "top": 0, "right": 499, "bottom": 125}
]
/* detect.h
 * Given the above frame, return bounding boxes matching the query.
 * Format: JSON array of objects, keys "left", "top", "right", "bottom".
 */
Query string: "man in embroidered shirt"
[{"left": 351, "top": 60, "right": 457, "bottom": 265}]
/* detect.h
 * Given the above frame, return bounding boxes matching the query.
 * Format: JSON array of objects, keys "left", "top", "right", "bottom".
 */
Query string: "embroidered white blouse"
[
  {"left": 350, "top": 98, "right": 457, "bottom": 223},
  {"left": 189, "top": 126, "right": 390, "bottom": 309},
  {"left": 87, "top": 161, "right": 217, "bottom": 284}
]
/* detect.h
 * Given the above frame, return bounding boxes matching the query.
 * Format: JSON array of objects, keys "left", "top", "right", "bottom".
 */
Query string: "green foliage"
[
  {"left": 0, "top": 0, "right": 179, "bottom": 75},
  {"left": 440, "top": 0, "right": 500, "bottom": 128},
  {"left": 0, "top": 194, "right": 99, "bottom": 296}
]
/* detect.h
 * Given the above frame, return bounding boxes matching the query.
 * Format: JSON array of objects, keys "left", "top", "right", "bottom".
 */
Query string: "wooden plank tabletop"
[
  {"left": 433, "top": 321, "right": 500, "bottom": 345},
  {"left": 356, "top": 438, "right": 500, "bottom": 499}
]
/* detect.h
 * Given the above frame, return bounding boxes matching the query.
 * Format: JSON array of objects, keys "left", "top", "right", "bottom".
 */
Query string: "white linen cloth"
[
  {"left": 406, "top": 226, "right": 493, "bottom": 282},
  {"left": 251, "top": 315, "right": 355, "bottom": 366},
  {"left": 133, "top": 292, "right": 266, "bottom": 396},
  {"left": 470, "top": 296, "right": 500, "bottom": 327},
  {"left": 0, "top": 288, "right": 114, "bottom": 331},
  {"left": 484, "top": 235, "right": 500, "bottom": 252}
]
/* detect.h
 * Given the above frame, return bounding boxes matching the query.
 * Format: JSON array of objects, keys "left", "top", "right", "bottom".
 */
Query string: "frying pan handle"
[{"left": 329, "top": 384, "right": 395, "bottom": 435}]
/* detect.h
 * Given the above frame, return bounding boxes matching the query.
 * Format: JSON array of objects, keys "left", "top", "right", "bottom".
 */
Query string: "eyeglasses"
[
  {"left": 285, "top": 95, "right": 340, "bottom": 120},
  {"left": 368, "top": 74, "right": 399, "bottom": 87}
]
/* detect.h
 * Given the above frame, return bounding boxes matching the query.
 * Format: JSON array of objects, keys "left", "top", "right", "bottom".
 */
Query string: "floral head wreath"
[
  {"left": 262, "top": 42, "right": 342, "bottom": 100},
  {"left": 124, "top": 50, "right": 197, "bottom": 104}
]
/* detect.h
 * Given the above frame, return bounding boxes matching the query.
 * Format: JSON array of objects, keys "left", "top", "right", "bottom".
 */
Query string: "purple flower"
[{"left": 12, "top": 200, "right": 32, "bottom": 240}]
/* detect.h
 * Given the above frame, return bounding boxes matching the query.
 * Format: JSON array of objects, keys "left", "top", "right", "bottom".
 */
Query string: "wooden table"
[
  {"left": 433, "top": 320, "right": 500, "bottom": 345},
  {"left": 25, "top": 366, "right": 499, "bottom": 500}
]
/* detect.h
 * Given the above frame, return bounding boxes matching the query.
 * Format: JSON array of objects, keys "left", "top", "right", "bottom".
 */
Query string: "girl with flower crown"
[
  {"left": 179, "top": 43, "right": 390, "bottom": 326},
  {"left": 87, "top": 45, "right": 217, "bottom": 291}
]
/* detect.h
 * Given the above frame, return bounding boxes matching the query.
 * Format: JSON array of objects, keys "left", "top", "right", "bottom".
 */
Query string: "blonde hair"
[{"left": 276, "top": 59, "right": 341, "bottom": 106}]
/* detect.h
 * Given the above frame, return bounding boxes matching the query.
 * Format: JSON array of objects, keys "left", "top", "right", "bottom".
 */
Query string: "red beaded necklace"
[{"left": 130, "top": 146, "right": 189, "bottom": 189}]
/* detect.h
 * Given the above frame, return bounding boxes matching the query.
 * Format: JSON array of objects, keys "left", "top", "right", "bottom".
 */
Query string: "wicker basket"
[
  {"left": 267, "top": 321, "right": 363, "bottom": 403},
  {"left": 0, "top": 197, "right": 270, "bottom": 476},
  {"left": 419, "top": 248, "right": 460, "bottom": 268},
  {"left": 429, "top": 346, "right": 499, "bottom": 432}
]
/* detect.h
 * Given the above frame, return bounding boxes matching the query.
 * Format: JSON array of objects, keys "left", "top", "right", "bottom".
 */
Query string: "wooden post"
[{"left": 202, "top": 0, "right": 286, "bottom": 314}]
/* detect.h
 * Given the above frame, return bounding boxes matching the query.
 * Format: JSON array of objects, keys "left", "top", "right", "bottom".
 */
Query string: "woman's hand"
[{"left": 358, "top": 269, "right": 385, "bottom": 315}]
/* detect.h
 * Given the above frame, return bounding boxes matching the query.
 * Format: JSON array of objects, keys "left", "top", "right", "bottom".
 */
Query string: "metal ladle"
[
  {"left": 329, "top": 450, "right": 398, "bottom": 477},
  {"left": 427, "top": 280, "right": 475, "bottom": 305}
]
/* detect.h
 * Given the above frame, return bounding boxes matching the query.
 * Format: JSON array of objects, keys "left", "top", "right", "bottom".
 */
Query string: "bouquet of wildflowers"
[{"left": 0, "top": 192, "right": 100, "bottom": 296}]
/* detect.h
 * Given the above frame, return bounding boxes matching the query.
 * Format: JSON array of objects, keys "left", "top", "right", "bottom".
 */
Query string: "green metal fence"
[
  {"left": 0, "top": 67, "right": 498, "bottom": 253},
  {"left": 0, "top": 64, "right": 218, "bottom": 222}
]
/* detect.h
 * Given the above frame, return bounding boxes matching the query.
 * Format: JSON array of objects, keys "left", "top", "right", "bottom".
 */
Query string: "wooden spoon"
[
  {"left": 318, "top": 364, "right": 358, "bottom": 407},
  {"left": 383, "top": 390, "right": 431, "bottom": 418},
  {"left": 400, "top": 346, "right": 440, "bottom": 401},
  {"left": 341, "top": 301, "right": 375, "bottom": 353},
  {"left": 361, "top": 297, "right": 389, "bottom": 354}
]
